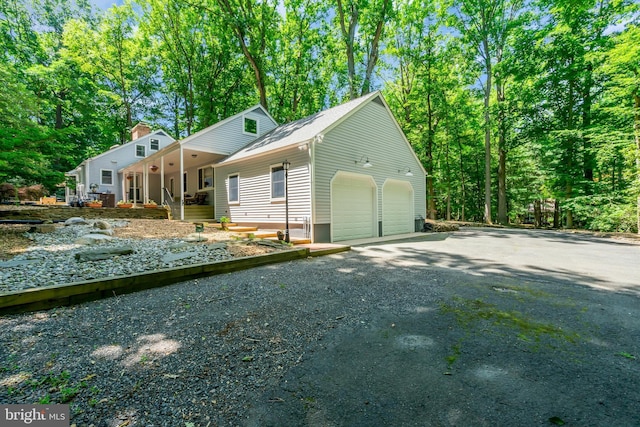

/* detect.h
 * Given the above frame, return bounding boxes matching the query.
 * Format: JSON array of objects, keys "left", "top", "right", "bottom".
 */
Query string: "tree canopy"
[{"left": 1, "top": 0, "right": 639, "bottom": 232}]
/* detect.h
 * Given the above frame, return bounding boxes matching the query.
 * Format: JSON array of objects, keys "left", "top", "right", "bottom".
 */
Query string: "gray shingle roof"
[{"left": 218, "top": 91, "right": 381, "bottom": 165}]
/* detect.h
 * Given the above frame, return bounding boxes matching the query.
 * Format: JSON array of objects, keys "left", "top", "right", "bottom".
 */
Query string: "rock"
[
  {"left": 75, "top": 234, "right": 114, "bottom": 245},
  {"left": 161, "top": 251, "right": 198, "bottom": 263},
  {"left": 75, "top": 246, "right": 134, "bottom": 262},
  {"left": 206, "top": 243, "right": 227, "bottom": 250},
  {"left": 184, "top": 233, "right": 209, "bottom": 242},
  {"left": 256, "top": 240, "right": 286, "bottom": 248},
  {"left": 65, "top": 217, "right": 88, "bottom": 226},
  {"left": 94, "top": 220, "right": 111, "bottom": 230},
  {"left": 91, "top": 229, "right": 114, "bottom": 236},
  {"left": 28, "top": 224, "right": 56, "bottom": 233},
  {"left": 0, "top": 259, "right": 41, "bottom": 268}
]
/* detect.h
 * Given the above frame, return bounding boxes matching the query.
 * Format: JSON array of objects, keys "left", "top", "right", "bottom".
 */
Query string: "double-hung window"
[
  {"left": 228, "top": 174, "right": 239, "bottom": 204},
  {"left": 136, "top": 145, "right": 145, "bottom": 157},
  {"left": 271, "top": 165, "right": 285, "bottom": 200},
  {"left": 150, "top": 138, "right": 159, "bottom": 150},
  {"left": 100, "top": 169, "right": 113, "bottom": 186}
]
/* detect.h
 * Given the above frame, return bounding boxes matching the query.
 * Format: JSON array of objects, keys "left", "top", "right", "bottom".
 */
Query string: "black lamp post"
[{"left": 282, "top": 159, "right": 291, "bottom": 243}]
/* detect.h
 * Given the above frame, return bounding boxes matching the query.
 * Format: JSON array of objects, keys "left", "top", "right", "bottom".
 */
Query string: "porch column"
[
  {"left": 144, "top": 163, "right": 149, "bottom": 204},
  {"left": 179, "top": 147, "right": 185, "bottom": 220},
  {"left": 160, "top": 155, "right": 165, "bottom": 204}
]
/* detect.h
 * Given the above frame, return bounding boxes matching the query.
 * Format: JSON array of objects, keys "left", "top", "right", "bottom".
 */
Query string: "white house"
[
  {"left": 119, "top": 104, "right": 278, "bottom": 217},
  {"left": 66, "top": 123, "right": 175, "bottom": 206},
  {"left": 214, "top": 91, "right": 426, "bottom": 242},
  {"left": 81, "top": 92, "right": 426, "bottom": 243}
]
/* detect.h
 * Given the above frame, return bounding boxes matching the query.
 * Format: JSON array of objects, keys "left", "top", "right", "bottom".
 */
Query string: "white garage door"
[
  {"left": 382, "top": 180, "right": 414, "bottom": 236},
  {"left": 331, "top": 173, "right": 376, "bottom": 242}
]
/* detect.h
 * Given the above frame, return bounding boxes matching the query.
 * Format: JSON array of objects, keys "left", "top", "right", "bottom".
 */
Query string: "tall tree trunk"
[
  {"left": 583, "top": 62, "right": 594, "bottom": 182},
  {"left": 336, "top": 0, "right": 358, "bottom": 100},
  {"left": 496, "top": 78, "right": 507, "bottom": 225},
  {"left": 483, "top": 42, "right": 493, "bottom": 224},
  {"left": 457, "top": 138, "right": 466, "bottom": 222},
  {"left": 634, "top": 93, "right": 640, "bottom": 234}
]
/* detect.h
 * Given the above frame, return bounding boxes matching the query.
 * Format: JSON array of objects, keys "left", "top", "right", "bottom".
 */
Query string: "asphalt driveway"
[
  {"left": 247, "top": 228, "right": 640, "bottom": 426},
  {"left": 2, "top": 227, "right": 639, "bottom": 426}
]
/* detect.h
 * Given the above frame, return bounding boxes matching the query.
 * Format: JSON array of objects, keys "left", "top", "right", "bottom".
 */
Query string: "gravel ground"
[
  {"left": 1, "top": 229, "right": 639, "bottom": 426},
  {"left": 0, "top": 219, "right": 281, "bottom": 292}
]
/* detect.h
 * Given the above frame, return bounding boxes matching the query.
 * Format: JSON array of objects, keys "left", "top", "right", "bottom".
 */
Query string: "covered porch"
[{"left": 119, "top": 141, "right": 225, "bottom": 221}]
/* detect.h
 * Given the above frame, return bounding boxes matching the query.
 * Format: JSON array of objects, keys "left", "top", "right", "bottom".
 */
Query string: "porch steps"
[{"left": 183, "top": 205, "right": 214, "bottom": 221}]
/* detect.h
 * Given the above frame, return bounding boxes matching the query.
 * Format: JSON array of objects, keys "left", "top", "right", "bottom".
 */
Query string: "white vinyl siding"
[
  {"left": 215, "top": 150, "right": 310, "bottom": 223},
  {"left": 184, "top": 108, "right": 276, "bottom": 155},
  {"left": 314, "top": 100, "right": 426, "bottom": 226}
]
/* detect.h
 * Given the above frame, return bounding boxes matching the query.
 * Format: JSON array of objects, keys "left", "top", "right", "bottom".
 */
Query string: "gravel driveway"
[{"left": 1, "top": 228, "right": 639, "bottom": 426}]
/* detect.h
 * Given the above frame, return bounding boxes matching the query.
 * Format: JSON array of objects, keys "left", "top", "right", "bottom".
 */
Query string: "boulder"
[
  {"left": 94, "top": 220, "right": 111, "bottom": 230},
  {"left": 65, "top": 217, "right": 88, "bottom": 226},
  {"left": 75, "top": 246, "right": 134, "bottom": 262},
  {"left": 161, "top": 251, "right": 198, "bottom": 263},
  {"left": 184, "top": 233, "right": 209, "bottom": 242},
  {"left": 28, "top": 224, "right": 56, "bottom": 233},
  {"left": 75, "top": 234, "right": 114, "bottom": 245}
]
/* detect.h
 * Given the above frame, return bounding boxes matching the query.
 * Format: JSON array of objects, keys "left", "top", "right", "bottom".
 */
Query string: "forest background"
[{"left": 1, "top": 0, "right": 639, "bottom": 232}]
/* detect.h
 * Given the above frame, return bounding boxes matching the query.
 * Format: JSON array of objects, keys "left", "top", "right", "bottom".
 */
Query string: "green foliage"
[{"left": 0, "top": 0, "right": 638, "bottom": 233}]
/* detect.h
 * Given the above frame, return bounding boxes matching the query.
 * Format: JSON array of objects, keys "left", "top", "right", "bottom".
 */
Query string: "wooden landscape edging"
[{"left": 0, "top": 248, "right": 312, "bottom": 314}]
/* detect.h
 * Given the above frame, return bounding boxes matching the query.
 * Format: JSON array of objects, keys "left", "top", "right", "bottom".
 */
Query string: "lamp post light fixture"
[
  {"left": 282, "top": 159, "right": 291, "bottom": 243},
  {"left": 355, "top": 155, "right": 373, "bottom": 168}
]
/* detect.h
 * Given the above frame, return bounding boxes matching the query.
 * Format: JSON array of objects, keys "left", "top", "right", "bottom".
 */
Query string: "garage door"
[
  {"left": 382, "top": 180, "right": 413, "bottom": 236},
  {"left": 331, "top": 173, "right": 376, "bottom": 242}
]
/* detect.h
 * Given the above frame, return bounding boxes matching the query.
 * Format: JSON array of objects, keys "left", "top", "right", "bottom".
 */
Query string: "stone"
[
  {"left": 206, "top": 243, "right": 227, "bottom": 250},
  {"left": 29, "top": 224, "right": 56, "bottom": 233},
  {"left": 0, "top": 259, "right": 41, "bottom": 268},
  {"left": 75, "top": 246, "right": 134, "bottom": 262},
  {"left": 184, "top": 233, "right": 209, "bottom": 242},
  {"left": 65, "top": 217, "right": 88, "bottom": 226},
  {"left": 91, "top": 229, "right": 114, "bottom": 236},
  {"left": 161, "top": 251, "right": 198, "bottom": 263},
  {"left": 75, "top": 234, "right": 114, "bottom": 245},
  {"left": 94, "top": 220, "right": 111, "bottom": 230}
]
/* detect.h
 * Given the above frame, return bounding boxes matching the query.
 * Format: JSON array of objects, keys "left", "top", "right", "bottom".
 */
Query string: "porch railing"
[{"left": 162, "top": 187, "right": 178, "bottom": 219}]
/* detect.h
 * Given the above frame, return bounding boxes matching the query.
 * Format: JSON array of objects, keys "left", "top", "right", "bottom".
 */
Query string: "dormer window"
[
  {"left": 136, "top": 145, "right": 145, "bottom": 157},
  {"left": 244, "top": 117, "right": 258, "bottom": 135},
  {"left": 150, "top": 138, "right": 159, "bottom": 150}
]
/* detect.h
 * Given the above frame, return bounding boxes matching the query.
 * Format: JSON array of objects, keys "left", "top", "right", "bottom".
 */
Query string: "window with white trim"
[
  {"left": 271, "top": 165, "right": 285, "bottom": 200},
  {"left": 198, "top": 167, "right": 214, "bottom": 190},
  {"left": 136, "top": 145, "right": 145, "bottom": 157},
  {"left": 150, "top": 138, "right": 159, "bottom": 150},
  {"left": 100, "top": 169, "right": 113, "bottom": 185},
  {"left": 228, "top": 174, "right": 239, "bottom": 203},
  {"left": 243, "top": 117, "right": 258, "bottom": 135}
]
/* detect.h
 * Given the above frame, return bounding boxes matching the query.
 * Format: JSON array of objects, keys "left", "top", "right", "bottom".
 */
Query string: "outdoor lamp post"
[{"left": 282, "top": 159, "right": 291, "bottom": 243}]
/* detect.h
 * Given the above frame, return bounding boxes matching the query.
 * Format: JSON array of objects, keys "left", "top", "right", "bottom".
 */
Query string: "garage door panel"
[
  {"left": 332, "top": 174, "right": 375, "bottom": 242},
  {"left": 383, "top": 181, "right": 413, "bottom": 236}
]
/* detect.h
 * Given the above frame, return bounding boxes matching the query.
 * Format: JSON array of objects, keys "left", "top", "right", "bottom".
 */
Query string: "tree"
[
  {"left": 333, "top": 0, "right": 393, "bottom": 99},
  {"left": 63, "top": 2, "right": 158, "bottom": 143}
]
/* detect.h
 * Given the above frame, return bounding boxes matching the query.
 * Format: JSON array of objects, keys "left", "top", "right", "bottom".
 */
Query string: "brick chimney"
[{"left": 131, "top": 122, "right": 151, "bottom": 140}]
